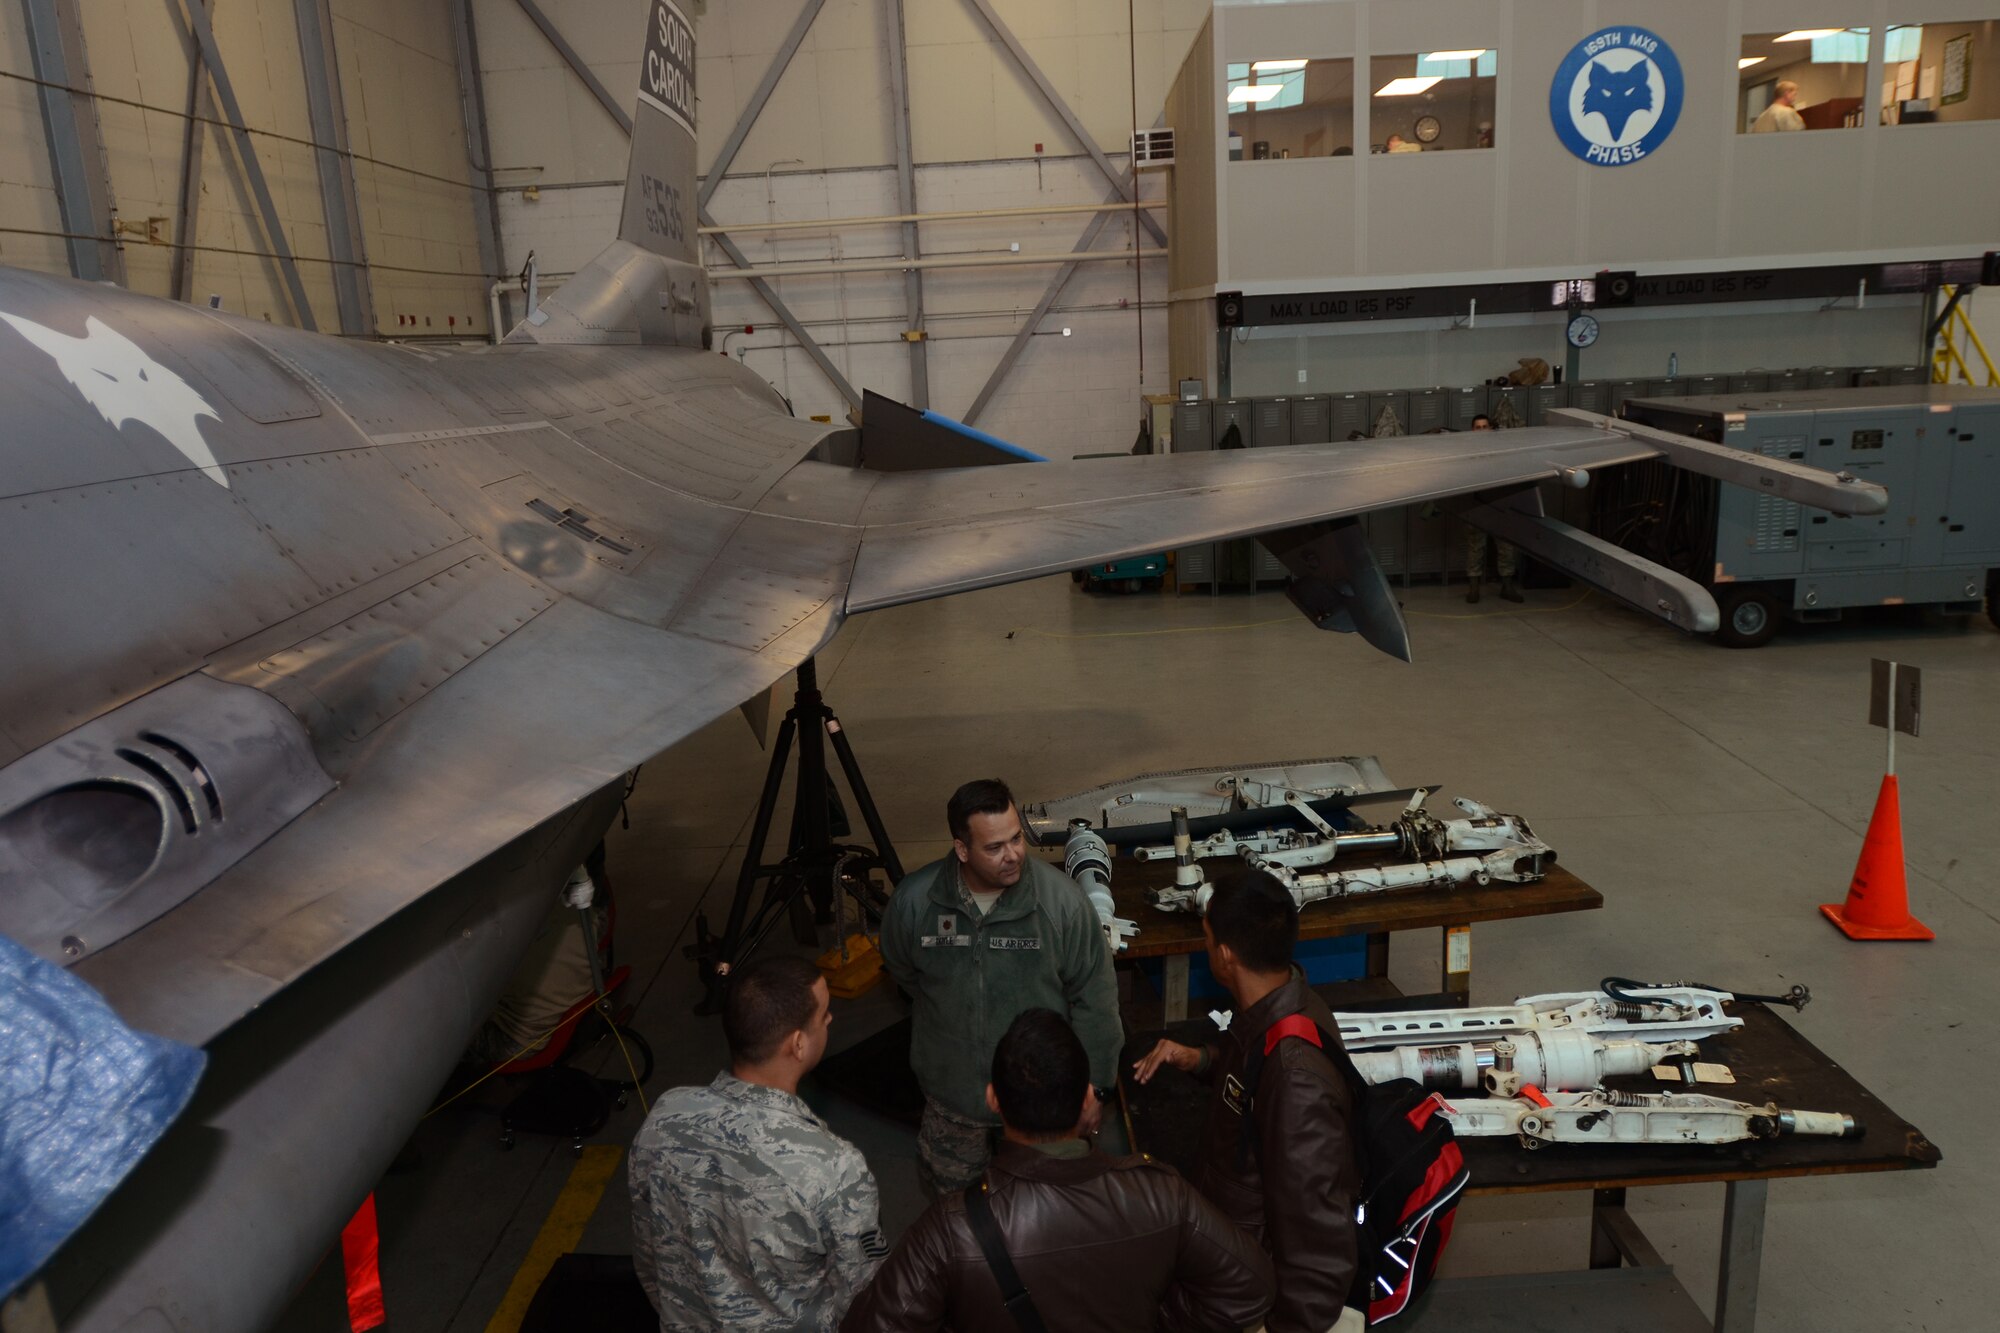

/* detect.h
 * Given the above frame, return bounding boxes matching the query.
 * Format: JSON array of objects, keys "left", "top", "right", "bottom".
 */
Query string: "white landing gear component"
[
  {"left": 1442, "top": 1088, "right": 1863, "bottom": 1147},
  {"left": 1145, "top": 790, "right": 1554, "bottom": 913},
  {"left": 1062, "top": 820, "right": 1137, "bottom": 952},
  {"left": 1348, "top": 1031, "right": 1702, "bottom": 1094},
  {"left": 1334, "top": 985, "right": 1743, "bottom": 1049}
]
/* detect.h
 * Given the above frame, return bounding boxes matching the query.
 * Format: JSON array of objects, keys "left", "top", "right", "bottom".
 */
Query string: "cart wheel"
[{"left": 1713, "top": 587, "right": 1781, "bottom": 649}]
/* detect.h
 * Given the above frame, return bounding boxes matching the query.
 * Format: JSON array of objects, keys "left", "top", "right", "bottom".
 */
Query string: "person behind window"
[
  {"left": 1385, "top": 133, "right": 1422, "bottom": 153},
  {"left": 1753, "top": 80, "right": 1806, "bottom": 132}
]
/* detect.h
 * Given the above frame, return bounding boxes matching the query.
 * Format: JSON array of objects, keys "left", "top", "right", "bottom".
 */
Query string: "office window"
[
  {"left": 1737, "top": 29, "right": 1870, "bottom": 132},
  {"left": 1881, "top": 22, "right": 2000, "bottom": 124},
  {"left": 1226, "top": 58, "right": 1356, "bottom": 159},
  {"left": 1368, "top": 50, "right": 1498, "bottom": 153}
]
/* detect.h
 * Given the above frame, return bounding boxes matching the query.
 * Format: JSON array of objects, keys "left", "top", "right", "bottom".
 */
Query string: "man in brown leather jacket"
[
  {"left": 1133, "top": 871, "right": 1365, "bottom": 1333},
  {"left": 841, "top": 1009, "right": 1274, "bottom": 1332}
]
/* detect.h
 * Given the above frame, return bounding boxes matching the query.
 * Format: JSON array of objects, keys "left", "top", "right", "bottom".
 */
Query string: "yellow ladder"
[{"left": 1932, "top": 285, "right": 1998, "bottom": 385}]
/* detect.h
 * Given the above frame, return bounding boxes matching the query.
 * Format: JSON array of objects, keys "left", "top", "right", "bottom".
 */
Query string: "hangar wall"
[
  {"left": 474, "top": 0, "right": 1205, "bottom": 455},
  {"left": 0, "top": 1, "right": 490, "bottom": 337},
  {"left": 1167, "top": 0, "right": 2000, "bottom": 396}
]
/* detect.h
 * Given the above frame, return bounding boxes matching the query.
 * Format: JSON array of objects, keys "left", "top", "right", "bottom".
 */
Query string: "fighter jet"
[{"left": 0, "top": 3, "right": 1885, "bottom": 1328}]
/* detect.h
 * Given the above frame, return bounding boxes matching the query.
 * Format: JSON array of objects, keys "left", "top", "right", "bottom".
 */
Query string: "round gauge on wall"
[
  {"left": 1566, "top": 313, "right": 1602, "bottom": 349},
  {"left": 1413, "top": 114, "right": 1442, "bottom": 143}
]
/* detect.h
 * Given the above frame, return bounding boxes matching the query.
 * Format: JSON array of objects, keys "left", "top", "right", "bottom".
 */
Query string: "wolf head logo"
[
  {"left": 1, "top": 312, "right": 229, "bottom": 487},
  {"left": 1582, "top": 57, "right": 1653, "bottom": 142}
]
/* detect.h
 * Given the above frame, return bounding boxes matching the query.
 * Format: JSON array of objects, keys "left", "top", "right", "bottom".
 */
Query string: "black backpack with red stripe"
[{"left": 1240, "top": 1013, "right": 1468, "bottom": 1324}]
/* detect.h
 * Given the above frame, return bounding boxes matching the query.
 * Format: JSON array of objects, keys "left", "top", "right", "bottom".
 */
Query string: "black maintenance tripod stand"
[{"left": 693, "top": 658, "right": 903, "bottom": 1014}]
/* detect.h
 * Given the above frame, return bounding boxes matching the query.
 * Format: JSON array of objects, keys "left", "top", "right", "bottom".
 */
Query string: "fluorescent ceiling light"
[
  {"left": 1738, "top": 55, "right": 1767, "bottom": 69},
  {"left": 1229, "top": 84, "right": 1284, "bottom": 103},
  {"left": 1775, "top": 29, "right": 1843, "bottom": 41},
  {"left": 1423, "top": 49, "right": 1487, "bottom": 61},
  {"left": 1252, "top": 59, "right": 1309, "bottom": 72},
  {"left": 1375, "top": 75, "right": 1443, "bottom": 96}
]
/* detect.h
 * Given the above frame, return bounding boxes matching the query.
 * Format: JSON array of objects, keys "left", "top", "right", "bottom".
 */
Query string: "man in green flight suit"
[{"left": 880, "top": 778, "right": 1124, "bottom": 1196}]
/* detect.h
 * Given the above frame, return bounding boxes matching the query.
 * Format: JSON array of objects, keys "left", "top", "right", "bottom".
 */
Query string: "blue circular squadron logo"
[{"left": 1549, "top": 26, "right": 1683, "bottom": 166}]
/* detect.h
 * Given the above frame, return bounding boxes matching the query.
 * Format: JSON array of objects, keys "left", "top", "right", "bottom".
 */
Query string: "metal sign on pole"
[{"left": 1867, "top": 659, "right": 1921, "bottom": 774}]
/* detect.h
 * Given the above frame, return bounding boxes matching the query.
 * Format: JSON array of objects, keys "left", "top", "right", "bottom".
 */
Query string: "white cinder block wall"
[
  {"left": 0, "top": 1, "right": 489, "bottom": 335},
  {"left": 476, "top": 0, "right": 1206, "bottom": 455}
]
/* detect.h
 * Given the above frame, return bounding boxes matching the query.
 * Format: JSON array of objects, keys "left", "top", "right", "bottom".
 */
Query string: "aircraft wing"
[{"left": 850, "top": 425, "right": 1660, "bottom": 610}]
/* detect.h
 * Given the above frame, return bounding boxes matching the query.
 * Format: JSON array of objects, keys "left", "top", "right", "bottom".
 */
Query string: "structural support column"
[
  {"left": 698, "top": 0, "right": 827, "bottom": 210},
  {"left": 960, "top": 0, "right": 1166, "bottom": 248},
  {"left": 449, "top": 0, "right": 506, "bottom": 328},
  {"left": 181, "top": 0, "right": 318, "bottom": 329},
  {"left": 293, "top": 0, "right": 372, "bottom": 335},
  {"left": 703, "top": 206, "right": 863, "bottom": 412},
  {"left": 964, "top": 173, "right": 1146, "bottom": 425},
  {"left": 883, "top": 0, "right": 928, "bottom": 407},
  {"left": 513, "top": 0, "right": 631, "bottom": 134},
  {"left": 18, "top": 0, "right": 125, "bottom": 283},
  {"left": 171, "top": 4, "right": 210, "bottom": 303}
]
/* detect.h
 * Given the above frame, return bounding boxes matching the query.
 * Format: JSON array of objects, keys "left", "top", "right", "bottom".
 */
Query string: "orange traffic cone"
[{"left": 1820, "top": 774, "right": 1934, "bottom": 940}]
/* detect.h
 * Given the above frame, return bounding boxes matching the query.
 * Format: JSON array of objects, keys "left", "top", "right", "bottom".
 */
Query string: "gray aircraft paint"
[{"left": 0, "top": 3, "right": 1884, "bottom": 1329}]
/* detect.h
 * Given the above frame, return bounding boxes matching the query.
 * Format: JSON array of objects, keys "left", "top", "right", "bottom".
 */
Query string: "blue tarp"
[{"left": 0, "top": 934, "right": 204, "bottom": 1297}]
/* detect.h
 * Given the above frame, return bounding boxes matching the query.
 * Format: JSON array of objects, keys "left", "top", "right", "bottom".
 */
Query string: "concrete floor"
[{"left": 284, "top": 574, "right": 2000, "bottom": 1331}]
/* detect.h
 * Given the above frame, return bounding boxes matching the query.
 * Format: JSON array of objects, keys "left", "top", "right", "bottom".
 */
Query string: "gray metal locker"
[
  {"left": 1176, "top": 543, "right": 1215, "bottom": 586},
  {"left": 1527, "top": 382, "right": 1569, "bottom": 425},
  {"left": 1727, "top": 373, "right": 1771, "bottom": 393},
  {"left": 1328, "top": 393, "right": 1371, "bottom": 440},
  {"left": 1770, "top": 370, "right": 1805, "bottom": 393},
  {"left": 1809, "top": 367, "right": 1846, "bottom": 388},
  {"left": 1408, "top": 388, "right": 1449, "bottom": 434},
  {"left": 1445, "top": 387, "right": 1485, "bottom": 430},
  {"left": 1251, "top": 540, "right": 1289, "bottom": 583},
  {"left": 1890, "top": 365, "right": 1929, "bottom": 385},
  {"left": 1487, "top": 384, "right": 1527, "bottom": 424},
  {"left": 1645, "top": 377, "right": 1689, "bottom": 398},
  {"left": 1212, "top": 398, "right": 1251, "bottom": 445},
  {"left": 1689, "top": 374, "right": 1728, "bottom": 395},
  {"left": 1171, "top": 401, "right": 1212, "bottom": 453},
  {"left": 1251, "top": 397, "right": 1292, "bottom": 447},
  {"left": 1568, "top": 380, "right": 1610, "bottom": 414},
  {"left": 1367, "top": 391, "right": 1412, "bottom": 435},
  {"left": 1607, "top": 380, "right": 1648, "bottom": 416},
  {"left": 1291, "top": 395, "right": 1332, "bottom": 444}
]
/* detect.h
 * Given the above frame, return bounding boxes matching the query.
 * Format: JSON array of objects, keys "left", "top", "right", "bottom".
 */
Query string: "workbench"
[
  {"left": 1112, "top": 857, "right": 1602, "bottom": 1020},
  {"left": 1118, "top": 995, "right": 1940, "bottom": 1332}
]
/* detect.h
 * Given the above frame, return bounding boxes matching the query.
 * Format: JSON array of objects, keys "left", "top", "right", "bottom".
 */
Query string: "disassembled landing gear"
[
  {"left": 692, "top": 659, "right": 902, "bottom": 1014},
  {"left": 1442, "top": 1088, "right": 1862, "bottom": 1147},
  {"left": 1143, "top": 789, "right": 1554, "bottom": 914}
]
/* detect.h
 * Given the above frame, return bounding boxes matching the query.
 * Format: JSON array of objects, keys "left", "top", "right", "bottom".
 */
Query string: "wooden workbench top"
[
  {"left": 1108, "top": 859, "right": 1602, "bottom": 959},
  {"left": 1119, "top": 998, "right": 1940, "bottom": 1193}
]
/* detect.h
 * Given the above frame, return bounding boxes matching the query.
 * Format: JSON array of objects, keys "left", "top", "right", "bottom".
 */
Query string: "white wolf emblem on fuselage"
[{"left": 0, "top": 312, "right": 230, "bottom": 488}]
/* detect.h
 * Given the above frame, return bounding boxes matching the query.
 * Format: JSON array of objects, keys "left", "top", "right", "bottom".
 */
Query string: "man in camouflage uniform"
[
  {"left": 630, "top": 954, "right": 887, "bottom": 1330},
  {"left": 880, "top": 778, "right": 1123, "bottom": 1197}
]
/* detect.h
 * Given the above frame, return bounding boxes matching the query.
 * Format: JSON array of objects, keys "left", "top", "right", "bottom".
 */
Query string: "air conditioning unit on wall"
[{"left": 1133, "top": 127, "right": 1175, "bottom": 167}]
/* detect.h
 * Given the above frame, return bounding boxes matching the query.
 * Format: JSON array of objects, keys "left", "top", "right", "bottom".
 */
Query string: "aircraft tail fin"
[{"left": 507, "top": 1, "right": 708, "bottom": 348}]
